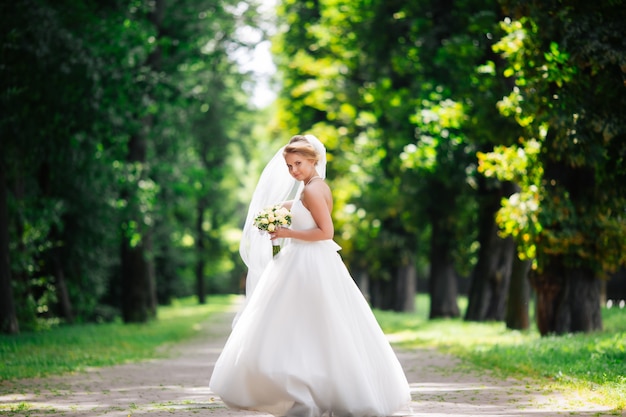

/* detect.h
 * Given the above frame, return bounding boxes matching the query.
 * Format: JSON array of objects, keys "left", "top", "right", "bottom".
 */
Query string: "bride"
[{"left": 209, "top": 134, "right": 411, "bottom": 417}]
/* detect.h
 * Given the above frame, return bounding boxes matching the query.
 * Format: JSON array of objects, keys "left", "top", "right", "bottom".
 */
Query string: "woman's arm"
[{"left": 271, "top": 182, "right": 334, "bottom": 242}]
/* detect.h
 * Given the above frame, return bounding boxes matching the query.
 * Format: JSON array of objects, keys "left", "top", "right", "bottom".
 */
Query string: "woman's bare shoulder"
[{"left": 302, "top": 180, "right": 332, "bottom": 208}]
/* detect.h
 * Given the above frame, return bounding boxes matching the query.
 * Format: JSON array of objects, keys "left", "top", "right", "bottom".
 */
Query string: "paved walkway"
[{"left": 0, "top": 306, "right": 619, "bottom": 417}]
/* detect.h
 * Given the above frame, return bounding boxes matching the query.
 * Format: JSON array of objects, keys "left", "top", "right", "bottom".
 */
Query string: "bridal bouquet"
[{"left": 253, "top": 205, "right": 292, "bottom": 256}]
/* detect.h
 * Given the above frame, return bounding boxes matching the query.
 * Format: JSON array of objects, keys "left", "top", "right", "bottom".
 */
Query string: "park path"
[{"left": 0, "top": 301, "right": 619, "bottom": 417}]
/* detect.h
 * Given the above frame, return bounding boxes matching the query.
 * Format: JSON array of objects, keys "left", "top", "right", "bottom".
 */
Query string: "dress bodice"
[
  {"left": 290, "top": 199, "right": 317, "bottom": 231},
  {"left": 288, "top": 200, "right": 341, "bottom": 251}
]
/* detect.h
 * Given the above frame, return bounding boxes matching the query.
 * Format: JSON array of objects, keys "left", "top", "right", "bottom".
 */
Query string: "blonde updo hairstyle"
[{"left": 283, "top": 135, "right": 320, "bottom": 164}]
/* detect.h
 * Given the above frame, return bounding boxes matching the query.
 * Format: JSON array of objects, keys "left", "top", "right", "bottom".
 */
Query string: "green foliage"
[
  {"left": 1, "top": 0, "right": 129, "bottom": 328},
  {"left": 3, "top": 0, "right": 625, "bottom": 335},
  {"left": 483, "top": 1, "right": 626, "bottom": 276},
  {"left": 477, "top": 140, "right": 542, "bottom": 261},
  {"left": 0, "top": 295, "right": 235, "bottom": 380},
  {"left": 0, "top": 0, "right": 265, "bottom": 329},
  {"left": 273, "top": 0, "right": 517, "bottom": 306}
]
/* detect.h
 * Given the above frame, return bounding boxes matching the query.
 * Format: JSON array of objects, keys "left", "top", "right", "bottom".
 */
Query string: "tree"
[
  {"left": 505, "top": 253, "right": 531, "bottom": 330},
  {"left": 0, "top": 0, "right": 126, "bottom": 330},
  {"left": 0, "top": 0, "right": 263, "bottom": 331},
  {"left": 486, "top": 0, "right": 626, "bottom": 334},
  {"left": 118, "top": 0, "right": 166, "bottom": 323},
  {"left": 0, "top": 167, "right": 18, "bottom": 334},
  {"left": 464, "top": 179, "right": 517, "bottom": 322},
  {"left": 271, "top": 0, "right": 535, "bottom": 319},
  {"left": 343, "top": 0, "right": 515, "bottom": 318}
]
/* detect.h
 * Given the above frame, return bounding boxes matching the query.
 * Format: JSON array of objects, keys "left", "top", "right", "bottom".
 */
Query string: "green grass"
[
  {"left": 0, "top": 295, "right": 237, "bottom": 381},
  {"left": 374, "top": 294, "right": 626, "bottom": 411}
]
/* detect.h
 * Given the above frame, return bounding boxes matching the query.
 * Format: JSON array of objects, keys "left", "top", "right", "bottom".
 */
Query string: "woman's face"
[{"left": 285, "top": 153, "right": 316, "bottom": 182}]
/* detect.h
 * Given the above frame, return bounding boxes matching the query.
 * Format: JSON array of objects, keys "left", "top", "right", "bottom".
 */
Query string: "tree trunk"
[
  {"left": 120, "top": 132, "right": 150, "bottom": 323},
  {"left": 505, "top": 254, "right": 531, "bottom": 330},
  {"left": 370, "top": 259, "right": 415, "bottom": 311},
  {"left": 52, "top": 253, "right": 74, "bottom": 323},
  {"left": 195, "top": 198, "right": 206, "bottom": 304},
  {"left": 484, "top": 236, "right": 516, "bottom": 320},
  {"left": 11, "top": 178, "right": 31, "bottom": 324},
  {"left": 599, "top": 279, "right": 606, "bottom": 307},
  {"left": 0, "top": 167, "right": 19, "bottom": 334},
  {"left": 120, "top": 0, "right": 163, "bottom": 323},
  {"left": 367, "top": 216, "right": 416, "bottom": 311},
  {"left": 39, "top": 158, "right": 76, "bottom": 324},
  {"left": 465, "top": 192, "right": 500, "bottom": 320},
  {"left": 428, "top": 218, "right": 459, "bottom": 318},
  {"left": 606, "top": 268, "right": 626, "bottom": 302},
  {"left": 121, "top": 240, "right": 153, "bottom": 323},
  {"left": 395, "top": 257, "right": 416, "bottom": 312},
  {"left": 369, "top": 276, "right": 391, "bottom": 310},
  {"left": 466, "top": 180, "right": 516, "bottom": 321},
  {"left": 120, "top": 131, "right": 152, "bottom": 323},
  {"left": 354, "top": 268, "right": 371, "bottom": 303},
  {"left": 145, "top": 232, "right": 157, "bottom": 318},
  {"left": 120, "top": 128, "right": 158, "bottom": 323},
  {"left": 534, "top": 129, "right": 602, "bottom": 334},
  {"left": 155, "top": 246, "right": 175, "bottom": 305},
  {"left": 531, "top": 257, "right": 602, "bottom": 335}
]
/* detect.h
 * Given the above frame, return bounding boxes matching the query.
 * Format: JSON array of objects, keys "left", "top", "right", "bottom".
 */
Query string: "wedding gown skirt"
[{"left": 209, "top": 200, "right": 411, "bottom": 417}]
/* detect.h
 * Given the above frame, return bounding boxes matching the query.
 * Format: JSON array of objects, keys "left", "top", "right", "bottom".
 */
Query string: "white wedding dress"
[{"left": 209, "top": 200, "right": 411, "bottom": 417}]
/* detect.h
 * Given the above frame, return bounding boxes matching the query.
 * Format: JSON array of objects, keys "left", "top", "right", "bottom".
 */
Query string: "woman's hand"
[{"left": 270, "top": 227, "right": 290, "bottom": 240}]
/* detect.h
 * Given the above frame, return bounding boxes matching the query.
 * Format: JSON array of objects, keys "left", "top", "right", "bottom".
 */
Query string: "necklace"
[{"left": 306, "top": 175, "right": 321, "bottom": 186}]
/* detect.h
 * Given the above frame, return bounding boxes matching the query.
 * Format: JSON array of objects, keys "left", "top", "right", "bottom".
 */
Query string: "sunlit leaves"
[
  {"left": 492, "top": 0, "right": 626, "bottom": 277},
  {"left": 542, "top": 42, "right": 577, "bottom": 87},
  {"left": 478, "top": 140, "right": 542, "bottom": 262},
  {"left": 497, "top": 87, "right": 534, "bottom": 127},
  {"left": 275, "top": 0, "right": 513, "bottom": 291},
  {"left": 403, "top": 98, "right": 467, "bottom": 175},
  {"left": 477, "top": 139, "right": 541, "bottom": 182},
  {"left": 401, "top": 138, "right": 438, "bottom": 172},
  {"left": 493, "top": 18, "right": 525, "bottom": 60}
]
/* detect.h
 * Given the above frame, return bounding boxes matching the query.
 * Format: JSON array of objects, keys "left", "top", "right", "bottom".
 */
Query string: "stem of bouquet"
[{"left": 272, "top": 240, "right": 281, "bottom": 257}]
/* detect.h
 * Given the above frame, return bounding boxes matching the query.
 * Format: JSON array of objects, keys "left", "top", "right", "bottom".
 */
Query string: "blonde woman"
[{"left": 209, "top": 135, "right": 411, "bottom": 417}]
